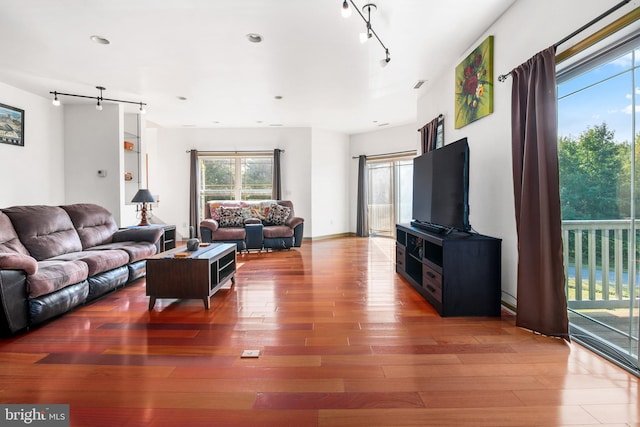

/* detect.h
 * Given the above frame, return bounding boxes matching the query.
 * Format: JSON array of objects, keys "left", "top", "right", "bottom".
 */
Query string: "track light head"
[
  {"left": 341, "top": 0, "right": 352, "bottom": 17},
  {"left": 96, "top": 99, "right": 103, "bottom": 111},
  {"left": 139, "top": 102, "right": 147, "bottom": 115},
  {"left": 380, "top": 49, "right": 390, "bottom": 68},
  {"left": 52, "top": 91, "right": 60, "bottom": 106}
]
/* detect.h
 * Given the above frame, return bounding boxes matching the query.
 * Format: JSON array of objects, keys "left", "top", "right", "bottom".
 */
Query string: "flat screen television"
[{"left": 411, "top": 137, "right": 470, "bottom": 233}]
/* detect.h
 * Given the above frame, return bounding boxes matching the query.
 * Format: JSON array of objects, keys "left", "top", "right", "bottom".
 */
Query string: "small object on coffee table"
[{"left": 173, "top": 252, "right": 190, "bottom": 258}]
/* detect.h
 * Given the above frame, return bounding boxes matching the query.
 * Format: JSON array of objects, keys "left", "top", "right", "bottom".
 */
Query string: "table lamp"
[{"left": 132, "top": 189, "right": 155, "bottom": 226}]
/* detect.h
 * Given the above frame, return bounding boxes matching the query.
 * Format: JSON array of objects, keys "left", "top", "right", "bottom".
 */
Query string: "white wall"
[
  {"left": 311, "top": 128, "right": 350, "bottom": 237},
  {"left": 349, "top": 123, "right": 420, "bottom": 233},
  {"left": 63, "top": 104, "right": 136, "bottom": 226},
  {"left": 151, "top": 127, "right": 314, "bottom": 239},
  {"left": 0, "top": 82, "right": 65, "bottom": 207},
  {"left": 415, "top": 0, "right": 634, "bottom": 307}
]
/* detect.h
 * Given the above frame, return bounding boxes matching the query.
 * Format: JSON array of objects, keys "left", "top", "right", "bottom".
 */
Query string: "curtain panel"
[
  {"left": 356, "top": 155, "right": 369, "bottom": 237},
  {"left": 511, "top": 46, "right": 569, "bottom": 339},
  {"left": 419, "top": 116, "right": 440, "bottom": 153},
  {"left": 189, "top": 149, "right": 199, "bottom": 239},
  {"left": 272, "top": 148, "right": 282, "bottom": 200}
]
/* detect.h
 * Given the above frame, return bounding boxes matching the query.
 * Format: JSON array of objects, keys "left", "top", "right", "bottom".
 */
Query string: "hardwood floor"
[{"left": 0, "top": 237, "right": 639, "bottom": 426}]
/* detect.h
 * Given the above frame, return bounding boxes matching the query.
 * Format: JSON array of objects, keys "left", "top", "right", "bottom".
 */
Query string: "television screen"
[{"left": 412, "top": 137, "right": 469, "bottom": 232}]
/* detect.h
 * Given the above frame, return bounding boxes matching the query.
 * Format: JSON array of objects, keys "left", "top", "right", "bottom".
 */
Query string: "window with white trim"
[{"left": 198, "top": 153, "right": 273, "bottom": 217}]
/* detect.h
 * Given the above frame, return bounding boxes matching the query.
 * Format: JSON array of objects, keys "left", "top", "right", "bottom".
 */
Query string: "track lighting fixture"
[
  {"left": 341, "top": 1, "right": 390, "bottom": 67},
  {"left": 49, "top": 85, "right": 147, "bottom": 114}
]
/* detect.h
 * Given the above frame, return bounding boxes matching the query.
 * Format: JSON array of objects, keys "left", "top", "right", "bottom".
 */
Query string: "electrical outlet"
[{"left": 97, "top": 170, "right": 107, "bottom": 177}]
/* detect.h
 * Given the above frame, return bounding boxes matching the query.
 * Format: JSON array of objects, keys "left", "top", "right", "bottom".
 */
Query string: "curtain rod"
[
  {"left": 185, "top": 149, "right": 284, "bottom": 154},
  {"left": 497, "top": 0, "right": 631, "bottom": 82},
  {"left": 352, "top": 150, "right": 416, "bottom": 159}
]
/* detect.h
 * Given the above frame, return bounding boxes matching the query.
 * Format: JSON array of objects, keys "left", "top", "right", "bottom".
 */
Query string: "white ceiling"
[{"left": 0, "top": 0, "right": 516, "bottom": 134}]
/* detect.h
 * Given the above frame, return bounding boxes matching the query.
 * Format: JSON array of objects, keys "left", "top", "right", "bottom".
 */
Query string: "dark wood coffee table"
[{"left": 146, "top": 243, "right": 236, "bottom": 310}]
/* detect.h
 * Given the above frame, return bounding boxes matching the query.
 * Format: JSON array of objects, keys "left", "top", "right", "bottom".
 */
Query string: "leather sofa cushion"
[
  {"left": 28, "top": 260, "right": 89, "bottom": 298},
  {"left": 61, "top": 204, "right": 118, "bottom": 249},
  {"left": 212, "top": 227, "right": 246, "bottom": 240},
  {"left": 3, "top": 205, "right": 82, "bottom": 261},
  {"left": 0, "top": 212, "right": 30, "bottom": 255},
  {"left": 263, "top": 225, "right": 294, "bottom": 238},
  {"left": 51, "top": 249, "right": 130, "bottom": 277},
  {"left": 89, "top": 241, "right": 157, "bottom": 263}
]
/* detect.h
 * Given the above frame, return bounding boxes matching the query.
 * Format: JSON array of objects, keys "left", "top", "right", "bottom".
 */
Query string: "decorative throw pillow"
[
  {"left": 210, "top": 204, "right": 223, "bottom": 220},
  {"left": 265, "top": 204, "right": 291, "bottom": 226},
  {"left": 258, "top": 201, "right": 274, "bottom": 220},
  {"left": 218, "top": 207, "right": 244, "bottom": 227}
]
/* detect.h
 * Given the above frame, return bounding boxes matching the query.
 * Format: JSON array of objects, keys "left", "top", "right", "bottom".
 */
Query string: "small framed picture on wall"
[{"left": 0, "top": 103, "right": 24, "bottom": 147}]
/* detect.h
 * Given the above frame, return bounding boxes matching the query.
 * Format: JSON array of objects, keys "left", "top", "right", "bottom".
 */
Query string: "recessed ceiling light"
[
  {"left": 178, "top": 96, "right": 188, "bottom": 101},
  {"left": 246, "top": 33, "right": 263, "bottom": 43},
  {"left": 212, "top": 121, "right": 220, "bottom": 124},
  {"left": 90, "top": 35, "right": 110, "bottom": 45},
  {"left": 377, "top": 122, "right": 390, "bottom": 127},
  {"left": 413, "top": 80, "right": 426, "bottom": 89},
  {"left": 269, "top": 123, "right": 283, "bottom": 127},
  {"left": 274, "top": 95, "right": 283, "bottom": 100}
]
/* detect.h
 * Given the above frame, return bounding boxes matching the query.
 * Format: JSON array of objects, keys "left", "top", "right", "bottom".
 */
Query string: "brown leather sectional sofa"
[{"left": 0, "top": 203, "right": 162, "bottom": 335}]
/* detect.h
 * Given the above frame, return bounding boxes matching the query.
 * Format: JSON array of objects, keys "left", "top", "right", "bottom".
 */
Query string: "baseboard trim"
[{"left": 305, "top": 232, "right": 355, "bottom": 241}]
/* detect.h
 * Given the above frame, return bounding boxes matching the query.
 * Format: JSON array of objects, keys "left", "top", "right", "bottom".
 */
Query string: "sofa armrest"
[
  {"left": 0, "top": 253, "right": 37, "bottom": 275},
  {"left": 200, "top": 218, "right": 220, "bottom": 232},
  {"left": 292, "top": 222, "right": 304, "bottom": 247},
  {"left": 286, "top": 216, "right": 304, "bottom": 229},
  {"left": 0, "top": 269, "right": 29, "bottom": 336},
  {"left": 112, "top": 227, "right": 163, "bottom": 244}
]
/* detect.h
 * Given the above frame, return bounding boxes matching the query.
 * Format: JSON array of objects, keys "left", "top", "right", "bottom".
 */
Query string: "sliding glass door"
[
  {"left": 557, "top": 31, "right": 640, "bottom": 371},
  {"left": 367, "top": 157, "right": 413, "bottom": 237}
]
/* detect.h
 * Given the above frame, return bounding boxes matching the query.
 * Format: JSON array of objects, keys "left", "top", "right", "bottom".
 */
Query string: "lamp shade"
[{"left": 131, "top": 189, "right": 155, "bottom": 203}]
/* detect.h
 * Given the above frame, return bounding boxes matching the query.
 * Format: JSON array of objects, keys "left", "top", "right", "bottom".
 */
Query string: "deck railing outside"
[
  {"left": 562, "top": 219, "right": 639, "bottom": 309},
  {"left": 369, "top": 203, "right": 393, "bottom": 235}
]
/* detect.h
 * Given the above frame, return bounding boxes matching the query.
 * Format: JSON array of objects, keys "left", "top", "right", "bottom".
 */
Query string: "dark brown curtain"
[
  {"left": 356, "top": 155, "right": 369, "bottom": 237},
  {"left": 419, "top": 116, "right": 440, "bottom": 153},
  {"left": 272, "top": 148, "right": 282, "bottom": 200},
  {"left": 189, "top": 149, "right": 199, "bottom": 239},
  {"left": 511, "top": 46, "right": 568, "bottom": 339}
]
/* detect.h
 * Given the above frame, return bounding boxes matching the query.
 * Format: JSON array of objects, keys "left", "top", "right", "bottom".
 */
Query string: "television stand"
[{"left": 396, "top": 223, "right": 501, "bottom": 317}]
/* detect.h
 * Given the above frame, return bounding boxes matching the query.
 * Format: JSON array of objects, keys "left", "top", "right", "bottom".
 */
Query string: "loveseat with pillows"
[
  {"left": 0, "top": 203, "right": 163, "bottom": 335},
  {"left": 199, "top": 200, "right": 304, "bottom": 251}
]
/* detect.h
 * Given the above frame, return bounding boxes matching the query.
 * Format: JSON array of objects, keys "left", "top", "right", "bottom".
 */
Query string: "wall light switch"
[{"left": 97, "top": 170, "right": 107, "bottom": 177}]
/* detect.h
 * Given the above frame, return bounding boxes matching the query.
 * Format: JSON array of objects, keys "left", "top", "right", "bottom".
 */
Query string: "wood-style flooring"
[{"left": 0, "top": 237, "right": 638, "bottom": 426}]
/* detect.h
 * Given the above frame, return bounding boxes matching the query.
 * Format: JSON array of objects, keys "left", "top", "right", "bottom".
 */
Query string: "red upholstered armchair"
[{"left": 199, "top": 200, "right": 304, "bottom": 251}]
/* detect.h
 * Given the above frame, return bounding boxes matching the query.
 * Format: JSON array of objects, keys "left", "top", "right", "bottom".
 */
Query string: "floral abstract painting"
[{"left": 455, "top": 35, "right": 494, "bottom": 129}]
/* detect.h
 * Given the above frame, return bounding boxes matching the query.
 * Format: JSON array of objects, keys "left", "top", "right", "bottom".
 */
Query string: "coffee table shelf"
[{"left": 146, "top": 243, "right": 236, "bottom": 310}]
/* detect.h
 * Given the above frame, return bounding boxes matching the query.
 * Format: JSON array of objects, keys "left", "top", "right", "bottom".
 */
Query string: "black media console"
[{"left": 396, "top": 223, "right": 502, "bottom": 317}]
